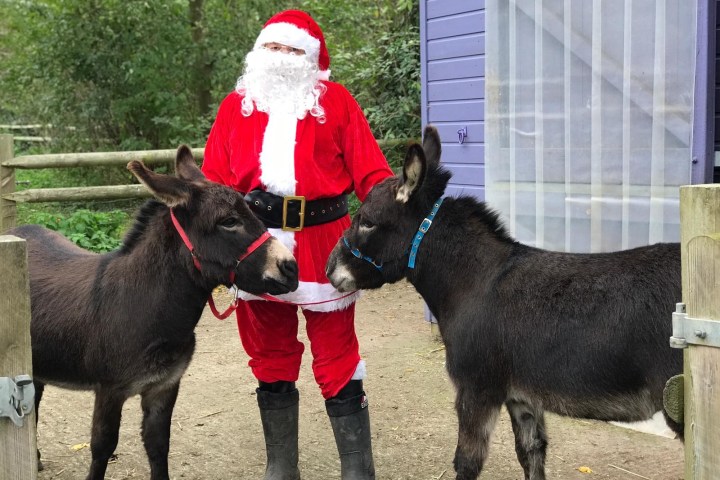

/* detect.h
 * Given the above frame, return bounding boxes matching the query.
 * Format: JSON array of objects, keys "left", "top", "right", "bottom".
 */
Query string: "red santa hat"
[{"left": 254, "top": 10, "right": 331, "bottom": 80}]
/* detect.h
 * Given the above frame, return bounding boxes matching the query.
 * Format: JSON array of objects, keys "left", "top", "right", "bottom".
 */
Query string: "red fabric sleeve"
[
  {"left": 201, "top": 93, "right": 239, "bottom": 186},
  {"left": 338, "top": 87, "right": 394, "bottom": 201}
]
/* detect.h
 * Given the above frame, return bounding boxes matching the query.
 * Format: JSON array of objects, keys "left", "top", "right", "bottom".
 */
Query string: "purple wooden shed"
[
  {"left": 420, "top": 1, "right": 716, "bottom": 243},
  {"left": 420, "top": 0, "right": 716, "bottom": 321}
]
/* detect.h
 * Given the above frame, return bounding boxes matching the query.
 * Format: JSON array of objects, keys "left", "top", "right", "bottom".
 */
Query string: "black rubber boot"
[
  {"left": 257, "top": 382, "right": 301, "bottom": 480},
  {"left": 325, "top": 380, "right": 375, "bottom": 480}
]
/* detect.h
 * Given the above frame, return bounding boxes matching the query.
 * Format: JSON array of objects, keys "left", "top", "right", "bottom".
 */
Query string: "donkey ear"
[
  {"left": 422, "top": 125, "right": 442, "bottom": 166},
  {"left": 175, "top": 145, "right": 206, "bottom": 182},
  {"left": 128, "top": 160, "right": 191, "bottom": 208},
  {"left": 396, "top": 144, "right": 426, "bottom": 203}
]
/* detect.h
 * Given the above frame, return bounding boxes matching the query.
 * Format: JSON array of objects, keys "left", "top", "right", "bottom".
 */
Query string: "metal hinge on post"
[
  {"left": 0, "top": 374, "right": 35, "bottom": 427},
  {"left": 669, "top": 302, "right": 720, "bottom": 349}
]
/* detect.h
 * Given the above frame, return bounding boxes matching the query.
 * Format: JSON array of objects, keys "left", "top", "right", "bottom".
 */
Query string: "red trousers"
[{"left": 235, "top": 299, "right": 361, "bottom": 399}]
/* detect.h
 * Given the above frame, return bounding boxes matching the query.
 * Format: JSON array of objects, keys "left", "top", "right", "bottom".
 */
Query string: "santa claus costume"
[{"left": 201, "top": 9, "right": 392, "bottom": 480}]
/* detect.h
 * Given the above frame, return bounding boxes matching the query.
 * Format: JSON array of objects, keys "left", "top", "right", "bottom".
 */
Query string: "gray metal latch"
[
  {"left": 0, "top": 375, "right": 35, "bottom": 427},
  {"left": 670, "top": 303, "right": 720, "bottom": 349}
]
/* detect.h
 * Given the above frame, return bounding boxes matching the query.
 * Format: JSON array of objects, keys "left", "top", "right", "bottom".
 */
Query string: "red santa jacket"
[{"left": 202, "top": 81, "right": 393, "bottom": 311}]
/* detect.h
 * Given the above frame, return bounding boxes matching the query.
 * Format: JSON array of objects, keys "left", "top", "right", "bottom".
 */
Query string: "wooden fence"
[
  {"left": 0, "top": 134, "right": 191, "bottom": 233},
  {"left": 0, "top": 134, "right": 411, "bottom": 233},
  {"left": 0, "top": 235, "right": 37, "bottom": 480},
  {"left": 0, "top": 126, "right": 50, "bottom": 144},
  {"left": 677, "top": 184, "right": 720, "bottom": 479}
]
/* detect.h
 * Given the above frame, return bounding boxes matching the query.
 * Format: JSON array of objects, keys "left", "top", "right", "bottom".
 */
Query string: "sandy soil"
[{"left": 36, "top": 281, "right": 684, "bottom": 480}]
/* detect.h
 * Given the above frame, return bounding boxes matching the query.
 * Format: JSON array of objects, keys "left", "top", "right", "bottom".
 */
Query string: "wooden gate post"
[
  {"left": 679, "top": 184, "right": 720, "bottom": 479},
  {"left": 0, "top": 236, "right": 37, "bottom": 480},
  {"left": 0, "top": 135, "right": 16, "bottom": 233}
]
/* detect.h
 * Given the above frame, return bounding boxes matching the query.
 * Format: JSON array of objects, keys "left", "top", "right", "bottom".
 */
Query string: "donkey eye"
[
  {"left": 219, "top": 217, "right": 241, "bottom": 229},
  {"left": 359, "top": 218, "right": 376, "bottom": 229}
]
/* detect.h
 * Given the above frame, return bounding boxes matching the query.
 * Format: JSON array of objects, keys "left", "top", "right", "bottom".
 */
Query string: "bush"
[{"left": 26, "top": 209, "right": 130, "bottom": 253}]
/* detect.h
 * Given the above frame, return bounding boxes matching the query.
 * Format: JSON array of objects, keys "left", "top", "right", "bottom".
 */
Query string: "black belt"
[{"left": 243, "top": 189, "right": 348, "bottom": 231}]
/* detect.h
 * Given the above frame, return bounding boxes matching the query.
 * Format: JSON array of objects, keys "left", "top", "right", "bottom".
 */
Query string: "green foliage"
[
  {"left": 347, "top": 27, "right": 421, "bottom": 140},
  {"left": 348, "top": 193, "right": 361, "bottom": 218},
  {"left": 301, "top": 1, "right": 421, "bottom": 133},
  {"left": 203, "top": 0, "right": 288, "bottom": 107},
  {"left": 26, "top": 209, "right": 130, "bottom": 253},
  {"left": 300, "top": 0, "right": 421, "bottom": 167},
  {"left": 15, "top": 166, "right": 131, "bottom": 190},
  {"left": 2, "top": 1, "right": 195, "bottom": 150},
  {"left": 1, "top": 0, "right": 420, "bottom": 150},
  {"left": 1, "top": 0, "right": 420, "bottom": 235}
]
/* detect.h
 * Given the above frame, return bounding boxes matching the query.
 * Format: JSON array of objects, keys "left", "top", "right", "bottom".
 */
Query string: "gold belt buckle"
[{"left": 282, "top": 196, "right": 306, "bottom": 231}]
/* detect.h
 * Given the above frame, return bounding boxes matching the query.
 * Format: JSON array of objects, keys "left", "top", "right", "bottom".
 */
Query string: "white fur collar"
[{"left": 259, "top": 112, "right": 297, "bottom": 196}]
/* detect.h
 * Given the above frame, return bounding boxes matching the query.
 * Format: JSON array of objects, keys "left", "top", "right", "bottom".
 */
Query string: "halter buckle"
[{"left": 282, "top": 196, "right": 306, "bottom": 231}]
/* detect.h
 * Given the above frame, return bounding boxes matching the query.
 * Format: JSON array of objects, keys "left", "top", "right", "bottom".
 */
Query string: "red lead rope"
[
  {"left": 207, "top": 290, "right": 360, "bottom": 320},
  {"left": 170, "top": 209, "right": 357, "bottom": 320}
]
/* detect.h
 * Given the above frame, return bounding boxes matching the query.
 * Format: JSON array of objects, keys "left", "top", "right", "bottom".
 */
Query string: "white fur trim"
[
  {"left": 255, "top": 22, "right": 321, "bottom": 65},
  {"left": 236, "top": 281, "right": 361, "bottom": 312},
  {"left": 318, "top": 70, "right": 331, "bottom": 81},
  {"left": 259, "top": 112, "right": 297, "bottom": 196},
  {"left": 351, "top": 359, "right": 367, "bottom": 380},
  {"left": 268, "top": 228, "right": 296, "bottom": 253}
]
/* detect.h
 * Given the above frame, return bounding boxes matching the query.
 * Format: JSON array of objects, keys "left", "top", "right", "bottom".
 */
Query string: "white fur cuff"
[{"left": 255, "top": 22, "right": 321, "bottom": 63}]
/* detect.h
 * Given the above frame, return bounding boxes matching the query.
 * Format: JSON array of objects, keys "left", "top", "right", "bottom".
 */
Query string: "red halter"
[{"left": 170, "top": 208, "right": 271, "bottom": 282}]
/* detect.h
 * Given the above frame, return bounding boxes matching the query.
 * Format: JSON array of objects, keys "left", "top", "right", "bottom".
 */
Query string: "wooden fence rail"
[
  {"left": 0, "top": 125, "right": 51, "bottom": 143},
  {"left": 0, "top": 135, "right": 411, "bottom": 233}
]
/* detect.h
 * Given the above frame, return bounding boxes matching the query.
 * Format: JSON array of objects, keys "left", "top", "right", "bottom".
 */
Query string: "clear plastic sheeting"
[{"left": 486, "top": 0, "right": 697, "bottom": 252}]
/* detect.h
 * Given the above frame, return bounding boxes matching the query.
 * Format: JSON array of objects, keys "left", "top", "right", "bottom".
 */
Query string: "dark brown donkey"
[
  {"left": 326, "top": 126, "right": 682, "bottom": 480},
  {"left": 8, "top": 146, "right": 298, "bottom": 480}
]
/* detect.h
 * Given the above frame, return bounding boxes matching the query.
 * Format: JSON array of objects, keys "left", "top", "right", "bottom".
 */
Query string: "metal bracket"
[
  {"left": 0, "top": 375, "right": 35, "bottom": 427},
  {"left": 457, "top": 127, "right": 468, "bottom": 144},
  {"left": 670, "top": 303, "right": 720, "bottom": 349}
]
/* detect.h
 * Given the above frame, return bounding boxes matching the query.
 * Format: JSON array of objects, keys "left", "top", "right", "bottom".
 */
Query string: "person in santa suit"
[{"left": 201, "top": 9, "right": 393, "bottom": 480}]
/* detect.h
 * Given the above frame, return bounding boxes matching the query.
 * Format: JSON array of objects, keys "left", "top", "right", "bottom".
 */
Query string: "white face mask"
[{"left": 236, "top": 48, "right": 325, "bottom": 120}]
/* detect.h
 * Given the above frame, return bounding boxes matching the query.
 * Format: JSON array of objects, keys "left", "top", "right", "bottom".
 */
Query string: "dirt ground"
[{"left": 36, "top": 281, "right": 684, "bottom": 480}]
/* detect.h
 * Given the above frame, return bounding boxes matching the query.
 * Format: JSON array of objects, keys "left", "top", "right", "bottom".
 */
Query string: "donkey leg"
[
  {"left": 34, "top": 381, "right": 45, "bottom": 471},
  {"left": 452, "top": 386, "right": 503, "bottom": 480},
  {"left": 86, "top": 388, "right": 127, "bottom": 480},
  {"left": 140, "top": 381, "right": 180, "bottom": 480},
  {"left": 505, "top": 398, "right": 548, "bottom": 480}
]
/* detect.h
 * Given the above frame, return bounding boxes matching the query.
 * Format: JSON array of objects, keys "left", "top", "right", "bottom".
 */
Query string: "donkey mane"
[
  {"left": 119, "top": 199, "right": 167, "bottom": 255},
  {"left": 450, "top": 196, "right": 515, "bottom": 244},
  {"left": 422, "top": 163, "right": 515, "bottom": 244}
]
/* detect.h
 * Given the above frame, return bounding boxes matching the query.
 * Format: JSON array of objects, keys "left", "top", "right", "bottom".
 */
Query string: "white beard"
[{"left": 236, "top": 48, "right": 325, "bottom": 120}]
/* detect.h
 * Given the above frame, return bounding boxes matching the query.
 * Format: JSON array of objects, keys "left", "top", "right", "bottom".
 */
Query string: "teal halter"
[
  {"left": 341, "top": 196, "right": 444, "bottom": 271},
  {"left": 408, "top": 197, "right": 444, "bottom": 269}
]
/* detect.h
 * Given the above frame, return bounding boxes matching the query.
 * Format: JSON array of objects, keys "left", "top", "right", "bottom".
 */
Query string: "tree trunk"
[{"left": 189, "top": 0, "right": 213, "bottom": 118}]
